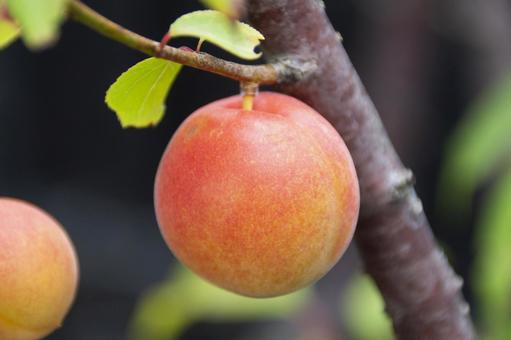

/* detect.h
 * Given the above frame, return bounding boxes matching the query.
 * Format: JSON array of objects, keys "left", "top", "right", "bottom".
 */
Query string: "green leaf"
[
  {"left": 105, "top": 58, "right": 182, "bottom": 128},
  {"left": 169, "top": 10, "right": 264, "bottom": 60},
  {"left": 129, "top": 266, "right": 312, "bottom": 340},
  {"left": 438, "top": 74, "right": 511, "bottom": 213},
  {"left": 341, "top": 274, "right": 394, "bottom": 340},
  {"left": 0, "top": 10, "right": 20, "bottom": 49},
  {"left": 200, "top": 0, "right": 243, "bottom": 18},
  {"left": 473, "top": 169, "right": 511, "bottom": 340},
  {"left": 6, "top": 0, "right": 68, "bottom": 49}
]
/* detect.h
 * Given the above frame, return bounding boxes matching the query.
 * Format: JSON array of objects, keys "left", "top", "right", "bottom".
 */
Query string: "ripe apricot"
[
  {"left": 155, "top": 92, "right": 359, "bottom": 297},
  {"left": 0, "top": 198, "right": 79, "bottom": 340}
]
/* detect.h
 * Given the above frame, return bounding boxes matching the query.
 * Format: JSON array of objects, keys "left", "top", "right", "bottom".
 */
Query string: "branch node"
[
  {"left": 363, "top": 168, "right": 418, "bottom": 219},
  {"left": 335, "top": 31, "right": 343, "bottom": 42},
  {"left": 315, "top": 0, "right": 326, "bottom": 10},
  {"left": 389, "top": 168, "right": 415, "bottom": 202},
  {"left": 410, "top": 196, "right": 424, "bottom": 216},
  {"left": 460, "top": 301, "right": 471, "bottom": 316},
  {"left": 272, "top": 56, "right": 318, "bottom": 83}
]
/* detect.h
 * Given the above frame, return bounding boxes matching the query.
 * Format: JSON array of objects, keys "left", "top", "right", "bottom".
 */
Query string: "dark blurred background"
[{"left": 1, "top": 0, "right": 511, "bottom": 339}]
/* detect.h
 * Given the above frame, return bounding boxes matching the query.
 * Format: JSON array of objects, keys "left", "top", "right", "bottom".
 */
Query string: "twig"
[
  {"left": 67, "top": 0, "right": 278, "bottom": 84},
  {"left": 247, "top": 0, "right": 475, "bottom": 339}
]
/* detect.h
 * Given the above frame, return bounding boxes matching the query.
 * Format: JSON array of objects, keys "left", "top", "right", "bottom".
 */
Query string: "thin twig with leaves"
[
  {"left": 68, "top": 0, "right": 278, "bottom": 84},
  {"left": 2, "top": 0, "right": 477, "bottom": 338}
]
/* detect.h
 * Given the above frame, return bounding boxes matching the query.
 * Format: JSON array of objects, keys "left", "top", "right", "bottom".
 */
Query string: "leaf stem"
[{"left": 67, "top": 0, "right": 278, "bottom": 84}]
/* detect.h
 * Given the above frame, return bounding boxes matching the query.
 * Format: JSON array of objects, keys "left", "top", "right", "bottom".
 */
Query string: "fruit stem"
[
  {"left": 240, "top": 82, "right": 259, "bottom": 111},
  {"left": 242, "top": 95, "right": 254, "bottom": 110}
]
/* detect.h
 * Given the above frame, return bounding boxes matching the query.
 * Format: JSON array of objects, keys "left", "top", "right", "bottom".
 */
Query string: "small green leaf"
[
  {"left": 473, "top": 169, "right": 511, "bottom": 340},
  {"left": 341, "top": 274, "right": 394, "bottom": 340},
  {"left": 0, "top": 7, "right": 20, "bottom": 49},
  {"left": 106, "top": 58, "right": 182, "bottom": 128},
  {"left": 438, "top": 74, "right": 511, "bottom": 213},
  {"left": 129, "top": 266, "right": 311, "bottom": 340},
  {"left": 200, "top": 0, "right": 243, "bottom": 18},
  {"left": 6, "top": 0, "right": 68, "bottom": 49},
  {"left": 169, "top": 10, "right": 264, "bottom": 60}
]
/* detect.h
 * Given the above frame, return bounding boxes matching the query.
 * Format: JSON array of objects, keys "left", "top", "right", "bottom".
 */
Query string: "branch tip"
[{"left": 272, "top": 56, "right": 318, "bottom": 83}]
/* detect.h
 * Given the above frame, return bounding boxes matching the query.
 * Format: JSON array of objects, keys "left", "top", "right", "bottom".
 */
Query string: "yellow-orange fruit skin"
[
  {"left": 155, "top": 92, "right": 360, "bottom": 297},
  {"left": 0, "top": 198, "right": 79, "bottom": 340}
]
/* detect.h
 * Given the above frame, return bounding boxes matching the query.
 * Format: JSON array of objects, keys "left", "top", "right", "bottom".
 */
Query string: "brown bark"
[{"left": 247, "top": 1, "right": 475, "bottom": 339}]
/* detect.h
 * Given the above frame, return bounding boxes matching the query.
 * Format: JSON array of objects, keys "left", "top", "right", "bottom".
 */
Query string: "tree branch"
[
  {"left": 67, "top": 0, "right": 278, "bottom": 84},
  {"left": 247, "top": 1, "right": 475, "bottom": 339},
  {"left": 68, "top": 0, "right": 475, "bottom": 337}
]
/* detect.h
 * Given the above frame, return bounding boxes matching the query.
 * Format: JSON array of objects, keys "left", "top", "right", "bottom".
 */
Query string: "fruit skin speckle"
[
  {"left": 0, "top": 198, "right": 79, "bottom": 340},
  {"left": 155, "top": 92, "right": 360, "bottom": 297}
]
